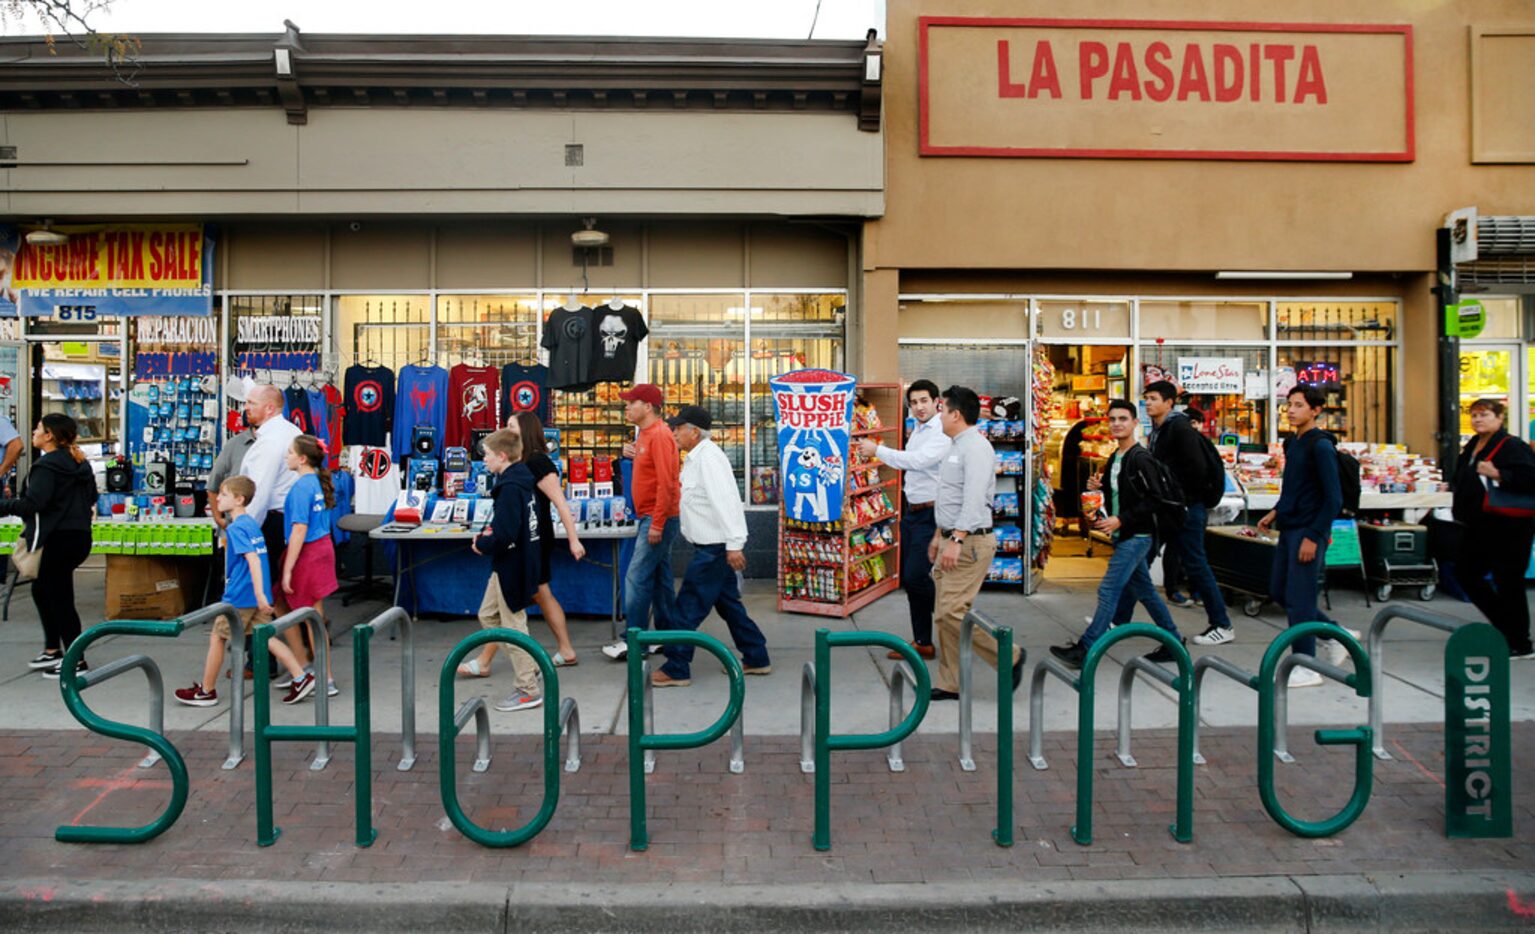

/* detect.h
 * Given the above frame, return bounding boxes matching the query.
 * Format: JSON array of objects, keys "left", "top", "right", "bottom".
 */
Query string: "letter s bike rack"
[
  {"left": 954, "top": 610, "right": 1016, "bottom": 847},
  {"left": 54, "top": 619, "right": 190, "bottom": 844},
  {"left": 438, "top": 629, "right": 580, "bottom": 848},
  {"left": 1364, "top": 604, "right": 1470, "bottom": 761},
  {"left": 807, "top": 629, "right": 931, "bottom": 852},
  {"left": 1027, "top": 624, "right": 1195, "bottom": 846},
  {"left": 627, "top": 628, "right": 745, "bottom": 852}
]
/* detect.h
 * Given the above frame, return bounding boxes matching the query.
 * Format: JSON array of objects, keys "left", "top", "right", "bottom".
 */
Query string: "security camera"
[{"left": 348, "top": 221, "right": 362, "bottom": 232}]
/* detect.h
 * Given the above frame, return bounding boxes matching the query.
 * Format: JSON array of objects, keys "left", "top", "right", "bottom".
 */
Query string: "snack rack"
[{"left": 777, "top": 382, "right": 903, "bottom": 618}]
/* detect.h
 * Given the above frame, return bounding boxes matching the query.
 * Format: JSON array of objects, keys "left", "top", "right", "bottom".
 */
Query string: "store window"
[
  {"left": 748, "top": 293, "right": 845, "bottom": 506},
  {"left": 1138, "top": 342, "right": 1268, "bottom": 444},
  {"left": 544, "top": 294, "right": 641, "bottom": 476},
  {"left": 648, "top": 294, "right": 747, "bottom": 496},
  {"left": 1276, "top": 345, "right": 1394, "bottom": 442},
  {"left": 28, "top": 315, "right": 124, "bottom": 465},
  {"left": 336, "top": 294, "right": 429, "bottom": 368},
  {"left": 1457, "top": 298, "right": 1528, "bottom": 440},
  {"left": 435, "top": 294, "right": 539, "bottom": 369},
  {"left": 1275, "top": 300, "right": 1396, "bottom": 342},
  {"left": 1035, "top": 299, "right": 1131, "bottom": 341},
  {"left": 1140, "top": 300, "right": 1267, "bottom": 342}
]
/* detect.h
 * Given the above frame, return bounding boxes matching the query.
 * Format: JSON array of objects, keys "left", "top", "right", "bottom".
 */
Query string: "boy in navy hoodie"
[
  {"left": 1257, "top": 385, "right": 1343, "bottom": 688},
  {"left": 470, "top": 429, "right": 544, "bottom": 712}
]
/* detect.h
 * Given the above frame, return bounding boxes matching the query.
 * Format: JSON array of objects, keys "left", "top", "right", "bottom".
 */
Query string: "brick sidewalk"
[{"left": 2, "top": 724, "right": 1530, "bottom": 887}]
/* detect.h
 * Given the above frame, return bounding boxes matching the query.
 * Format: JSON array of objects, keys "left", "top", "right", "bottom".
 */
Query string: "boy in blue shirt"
[{"left": 175, "top": 476, "right": 315, "bottom": 707}]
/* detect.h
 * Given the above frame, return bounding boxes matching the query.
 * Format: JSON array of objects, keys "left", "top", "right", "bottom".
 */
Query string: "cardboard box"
[{"left": 104, "top": 553, "right": 207, "bottom": 620}]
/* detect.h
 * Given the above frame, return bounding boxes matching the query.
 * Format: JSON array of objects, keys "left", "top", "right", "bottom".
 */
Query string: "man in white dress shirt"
[
  {"left": 650, "top": 405, "right": 771, "bottom": 687},
  {"left": 239, "top": 384, "right": 302, "bottom": 607},
  {"left": 858, "top": 379, "right": 949, "bottom": 659}
]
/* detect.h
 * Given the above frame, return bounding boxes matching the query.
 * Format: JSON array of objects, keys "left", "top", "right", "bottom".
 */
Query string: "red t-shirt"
[{"left": 446, "top": 364, "right": 500, "bottom": 450}]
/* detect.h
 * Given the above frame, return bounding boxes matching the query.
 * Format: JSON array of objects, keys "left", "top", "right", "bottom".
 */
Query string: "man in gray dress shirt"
[{"left": 928, "top": 385, "right": 1025, "bottom": 701}]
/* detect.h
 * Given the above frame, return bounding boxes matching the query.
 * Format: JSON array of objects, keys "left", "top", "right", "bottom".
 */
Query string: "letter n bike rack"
[
  {"left": 438, "top": 629, "right": 580, "bottom": 847},
  {"left": 806, "top": 629, "right": 931, "bottom": 852},
  {"left": 628, "top": 628, "right": 745, "bottom": 852},
  {"left": 953, "top": 610, "right": 1015, "bottom": 847},
  {"left": 1027, "top": 624, "right": 1194, "bottom": 846}
]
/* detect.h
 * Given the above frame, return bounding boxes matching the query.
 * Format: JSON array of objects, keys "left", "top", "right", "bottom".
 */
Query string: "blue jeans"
[
  {"left": 623, "top": 515, "right": 679, "bottom": 633},
  {"left": 660, "top": 543, "right": 770, "bottom": 680},
  {"left": 900, "top": 508, "right": 937, "bottom": 645},
  {"left": 1170, "top": 504, "right": 1232, "bottom": 629},
  {"left": 1269, "top": 529, "right": 1332, "bottom": 657},
  {"left": 1081, "top": 535, "right": 1181, "bottom": 648}
]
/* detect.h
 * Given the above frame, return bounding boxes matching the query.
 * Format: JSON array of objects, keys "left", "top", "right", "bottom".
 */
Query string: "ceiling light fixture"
[{"left": 1214, "top": 271, "right": 1353, "bottom": 281}]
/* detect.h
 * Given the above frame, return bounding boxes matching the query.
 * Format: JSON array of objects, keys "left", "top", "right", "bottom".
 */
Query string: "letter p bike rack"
[
  {"left": 438, "top": 629, "right": 580, "bottom": 848},
  {"left": 954, "top": 610, "right": 1015, "bottom": 847},
  {"left": 807, "top": 629, "right": 931, "bottom": 852},
  {"left": 1028, "top": 624, "right": 1195, "bottom": 846},
  {"left": 627, "top": 628, "right": 745, "bottom": 852}
]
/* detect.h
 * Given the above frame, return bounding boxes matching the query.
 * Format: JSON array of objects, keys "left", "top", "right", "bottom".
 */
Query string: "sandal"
[
  {"left": 551, "top": 653, "right": 579, "bottom": 668},
  {"left": 456, "top": 659, "right": 491, "bottom": 678}
]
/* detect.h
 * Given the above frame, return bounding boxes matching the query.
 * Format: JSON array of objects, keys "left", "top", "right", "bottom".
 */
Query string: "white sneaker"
[
  {"left": 1192, "top": 625, "right": 1235, "bottom": 646},
  {"left": 1288, "top": 667, "right": 1325, "bottom": 688},
  {"left": 602, "top": 640, "right": 629, "bottom": 661},
  {"left": 1324, "top": 638, "right": 1350, "bottom": 667}
]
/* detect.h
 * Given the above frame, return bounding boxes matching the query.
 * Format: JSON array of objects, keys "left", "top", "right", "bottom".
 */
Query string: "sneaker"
[
  {"left": 282, "top": 673, "right": 317, "bottom": 705},
  {"left": 1324, "top": 638, "right": 1350, "bottom": 667},
  {"left": 1144, "top": 639, "right": 1187, "bottom": 664},
  {"left": 1050, "top": 642, "right": 1087, "bottom": 669},
  {"left": 174, "top": 682, "right": 219, "bottom": 707},
  {"left": 651, "top": 670, "right": 690, "bottom": 688},
  {"left": 1167, "top": 592, "right": 1195, "bottom": 608},
  {"left": 1288, "top": 666, "right": 1325, "bottom": 688},
  {"left": 1192, "top": 625, "right": 1235, "bottom": 646},
  {"left": 41, "top": 658, "right": 87, "bottom": 680},
  {"left": 494, "top": 690, "right": 543, "bottom": 712},
  {"left": 327, "top": 679, "right": 339, "bottom": 697},
  {"left": 601, "top": 640, "right": 660, "bottom": 661},
  {"left": 27, "top": 651, "right": 63, "bottom": 670},
  {"left": 272, "top": 673, "right": 295, "bottom": 689}
]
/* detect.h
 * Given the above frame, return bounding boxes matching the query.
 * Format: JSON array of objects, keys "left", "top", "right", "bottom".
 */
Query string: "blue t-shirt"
[
  {"left": 393, "top": 364, "right": 449, "bottom": 461},
  {"left": 224, "top": 514, "right": 272, "bottom": 609},
  {"left": 283, "top": 472, "right": 333, "bottom": 544},
  {"left": 330, "top": 469, "right": 355, "bottom": 544}
]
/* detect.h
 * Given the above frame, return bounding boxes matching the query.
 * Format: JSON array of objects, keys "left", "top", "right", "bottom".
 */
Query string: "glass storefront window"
[
  {"left": 1275, "top": 301, "right": 1396, "bottom": 342},
  {"left": 1035, "top": 299, "right": 1131, "bottom": 341},
  {"left": 435, "top": 294, "right": 539, "bottom": 369},
  {"left": 1137, "top": 343, "right": 1268, "bottom": 444},
  {"left": 1277, "top": 345, "right": 1393, "bottom": 443},
  {"left": 336, "top": 294, "right": 430, "bottom": 369},
  {"left": 1458, "top": 348, "right": 1513, "bottom": 439},
  {"left": 542, "top": 294, "right": 642, "bottom": 471},
  {"left": 749, "top": 293, "right": 846, "bottom": 506},
  {"left": 1469, "top": 297, "right": 1522, "bottom": 340},
  {"left": 1139, "top": 300, "right": 1267, "bottom": 342},
  {"left": 649, "top": 294, "right": 746, "bottom": 496}
]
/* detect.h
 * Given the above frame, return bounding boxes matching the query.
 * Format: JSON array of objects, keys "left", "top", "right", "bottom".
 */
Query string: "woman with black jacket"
[
  {"left": 1453, "top": 398, "right": 1535, "bottom": 660},
  {"left": 1, "top": 414, "right": 98, "bottom": 678}
]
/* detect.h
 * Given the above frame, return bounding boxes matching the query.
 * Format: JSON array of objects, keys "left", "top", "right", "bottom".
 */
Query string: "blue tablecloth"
[{"left": 394, "top": 536, "right": 635, "bottom": 618}]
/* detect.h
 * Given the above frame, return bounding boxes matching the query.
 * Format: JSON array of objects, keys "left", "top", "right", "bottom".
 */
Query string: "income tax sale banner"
[
  {"left": 772, "top": 369, "right": 857, "bottom": 525},
  {"left": 0, "top": 223, "right": 214, "bottom": 317}
]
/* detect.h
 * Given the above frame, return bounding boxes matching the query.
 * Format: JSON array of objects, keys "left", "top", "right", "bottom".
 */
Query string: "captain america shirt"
[
  {"left": 283, "top": 386, "right": 314, "bottom": 435},
  {"left": 501, "top": 362, "right": 550, "bottom": 425},
  {"left": 447, "top": 363, "right": 500, "bottom": 449},
  {"left": 342, "top": 365, "right": 394, "bottom": 447},
  {"left": 393, "top": 364, "right": 449, "bottom": 461}
]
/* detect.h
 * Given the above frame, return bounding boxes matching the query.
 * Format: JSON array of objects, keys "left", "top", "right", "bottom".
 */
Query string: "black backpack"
[
  {"left": 1194, "top": 432, "right": 1227, "bottom": 509},
  {"left": 1336, "top": 448, "right": 1362, "bottom": 517},
  {"left": 1127, "top": 446, "right": 1188, "bottom": 545}
]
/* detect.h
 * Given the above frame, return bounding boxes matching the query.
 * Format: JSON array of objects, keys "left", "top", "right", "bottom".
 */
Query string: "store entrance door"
[{"left": 1457, "top": 343, "right": 1521, "bottom": 443}]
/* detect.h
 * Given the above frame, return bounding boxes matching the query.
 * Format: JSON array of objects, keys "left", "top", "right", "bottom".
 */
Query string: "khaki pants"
[
  {"left": 932, "top": 534, "right": 1017, "bottom": 693},
  {"left": 477, "top": 574, "right": 540, "bottom": 695}
]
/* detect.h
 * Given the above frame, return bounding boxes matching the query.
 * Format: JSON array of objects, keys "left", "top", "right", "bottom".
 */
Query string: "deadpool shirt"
[
  {"left": 346, "top": 445, "right": 401, "bottom": 515},
  {"left": 541, "top": 306, "right": 595, "bottom": 391},
  {"left": 342, "top": 365, "right": 394, "bottom": 447},
  {"left": 588, "top": 305, "right": 648, "bottom": 384},
  {"left": 501, "top": 363, "right": 550, "bottom": 425},
  {"left": 447, "top": 364, "right": 500, "bottom": 450}
]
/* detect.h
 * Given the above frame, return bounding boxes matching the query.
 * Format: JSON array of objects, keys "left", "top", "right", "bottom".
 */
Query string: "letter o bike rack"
[
  {"left": 439, "top": 628, "right": 581, "bottom": 848},
  {"left": 627, "top": 628, "right": 745, "bottom": 852}
]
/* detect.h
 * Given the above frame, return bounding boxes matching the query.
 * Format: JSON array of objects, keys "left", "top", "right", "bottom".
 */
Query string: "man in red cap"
[{"left": 603, "top": 383, "right": 681, "bottom": 661}]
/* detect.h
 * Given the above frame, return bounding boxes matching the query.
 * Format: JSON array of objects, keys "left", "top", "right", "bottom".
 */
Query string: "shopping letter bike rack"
[
  {"left": 439, "top": 629, "right": 580, "bottom": 848},
  {"left": 1027, "top": 623, "right": 1195, "bottom": 846},
  {"left": 627, "top": 628, "right": 745, "bottom": 852}
]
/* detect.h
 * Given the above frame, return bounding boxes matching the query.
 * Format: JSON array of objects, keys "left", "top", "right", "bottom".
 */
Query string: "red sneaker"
[
  {"left": 174, "top": 683, "right": 218, "bottom": 707},
  {"left": 282, "top": 673, "right": 316, "bottom": 705}
]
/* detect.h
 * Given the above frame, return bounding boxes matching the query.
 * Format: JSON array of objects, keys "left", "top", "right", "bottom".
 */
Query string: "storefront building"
[
  {"left": 861, "top": 0, "right": 1535, "bottom": 589},
  {"left": 0, "top": 30, "right": 885, "bottom": 571}
]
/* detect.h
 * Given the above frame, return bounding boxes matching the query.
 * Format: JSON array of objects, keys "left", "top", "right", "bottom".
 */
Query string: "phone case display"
[
  {"left": 778, "top": 383, "right": 902, "bottom": 618},
  {"left": 40, "top": 361, "right": 110, "bottom": 445}
]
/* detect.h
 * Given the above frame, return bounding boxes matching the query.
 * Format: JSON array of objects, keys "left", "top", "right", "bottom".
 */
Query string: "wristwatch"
[{"left": 948, "top": 532, "right": 966, "bottom": 544}]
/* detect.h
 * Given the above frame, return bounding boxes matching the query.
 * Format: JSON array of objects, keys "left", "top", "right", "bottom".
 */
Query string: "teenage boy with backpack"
[
  {"left": 1051, "top": 399, "right": 1184, "bottom": 669},
  {"left": 1256, "top": 385, "right": 1345, "bottom": 688},
  {"left": 1142, "top": 381, "right": 1236, "bottom": 645}
]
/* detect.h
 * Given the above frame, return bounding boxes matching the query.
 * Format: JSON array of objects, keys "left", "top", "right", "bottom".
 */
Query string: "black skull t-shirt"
[
  {"left": 542, "top": 305, "right": 596, "bottom": 391},
  {"left": 587, "top": 305, "right": 648, "bottom": 384}
]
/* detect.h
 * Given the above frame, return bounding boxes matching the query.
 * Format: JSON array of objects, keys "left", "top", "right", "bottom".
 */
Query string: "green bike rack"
[
  {"left": 54, "top": 619, "right": 190, "bottom": 844},
  {"left": 1257, "top": 622, "right": 1374, "bottom": 838},
  {"left": 253, "top": 607, "right": 373, "bottom": 847},
  {"left": 810, "top": 628, "right": 931, "bottom": 852},
  {"left": 627, "top": 627, "right": 745, "bottom": 852},
  {"left": 439, "top": 628, "right": 579, "bottom": 848},
  {"left": 1026, "top": 623, "right": 1195, "bottom": 846}
]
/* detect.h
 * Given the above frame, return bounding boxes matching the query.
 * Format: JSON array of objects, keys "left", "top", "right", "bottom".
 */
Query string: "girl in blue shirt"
[{"left": 277, "top": 435, "right": 340, "bottom": 695}]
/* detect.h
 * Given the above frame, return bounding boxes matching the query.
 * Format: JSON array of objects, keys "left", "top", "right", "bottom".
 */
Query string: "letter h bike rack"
[
  {"left": 1028, "top": 624, "right": 1195, "bottom": 846},
  {"left": 804, "top": 629, "right": 931, "bottom": 852},
  {"left": 627, "top": 628, "right": 745, "bottom": 852},
  {"left": 438, "top": 629, "right": 580, "bottom": 848}
]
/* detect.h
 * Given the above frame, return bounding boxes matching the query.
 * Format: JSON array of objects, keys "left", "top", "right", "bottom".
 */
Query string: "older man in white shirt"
[
  {"left": 239, "top": 384, "right": 302, "bottom": 602},
  {"left": 858, "top": 379, "right": 949, "bottom": 659},
  {"left": 650, "top": 405, "right": 771, "bottom": 688}
]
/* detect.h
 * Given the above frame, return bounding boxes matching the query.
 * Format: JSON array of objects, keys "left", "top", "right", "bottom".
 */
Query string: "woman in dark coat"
[
  {"left": 1452, "top": 398, "right": 1535, "bottom": 660},
  {"left": 0, "top": 413, "right": 98, "bottom": 678}
]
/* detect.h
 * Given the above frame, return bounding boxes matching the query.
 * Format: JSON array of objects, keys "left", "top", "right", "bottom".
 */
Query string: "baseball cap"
[
  {"left": 619, "top": 384, "right": 663, "bottom": 407},
  {"left": 665, "top": 405, "right": 712, "bottom": 431}
]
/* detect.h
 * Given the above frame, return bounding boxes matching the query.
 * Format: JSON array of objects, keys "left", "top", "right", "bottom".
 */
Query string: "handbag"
[
  {"left": 10, "top": 524, "right": 41, "bottom": 581},
  {"left": 1480, "top": 437, "right": 1535, "bottom": 518}
]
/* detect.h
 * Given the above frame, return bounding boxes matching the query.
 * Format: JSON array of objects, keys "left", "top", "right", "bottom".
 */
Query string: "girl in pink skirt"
[{"left": 278, "top": 435, "right": 340, "bottom": 695}]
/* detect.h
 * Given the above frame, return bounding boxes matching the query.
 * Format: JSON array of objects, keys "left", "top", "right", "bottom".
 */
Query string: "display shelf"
[
  {"left": 850, "top": 477, "right": 900, "bottom": 496},
  {"left": 849, "top": 541, "right": 898, "bottom": 562},
  {"left": 853, "top": 426, "right": 897, "bottom": 437},
  {"left": 848, "top": 510, "right": 898, "bottom": 532}
]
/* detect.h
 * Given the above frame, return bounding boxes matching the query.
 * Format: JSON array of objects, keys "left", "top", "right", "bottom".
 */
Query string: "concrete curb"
[{"left": 2, "top": 871, "right": 1533, "bottom": 932}]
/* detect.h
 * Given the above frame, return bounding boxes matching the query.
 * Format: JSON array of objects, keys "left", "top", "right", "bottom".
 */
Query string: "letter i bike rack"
[
  {"left": 628, "top": 628, "right": 745, "bottom": 852},
  {"left": 439, "top": 629, "right": 580, "bottom": 848},
  {"left": 1028, "top": 624, "right": 1195, "bottom": 846},
  {"left": 804, "top": 629, "right": 931, "bottom": 852},
  {"left": 954, "top": 610, "right": 1016, "bottom": 847}
]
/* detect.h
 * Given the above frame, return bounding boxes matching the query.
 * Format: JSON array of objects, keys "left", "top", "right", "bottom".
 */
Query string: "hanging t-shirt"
[
  {"left": 223, "top": 513, "right": 272, "bottom": 609},
  {"left": 283, "top": 472, "right": 333, "bottom": 544},
  {"left": 330, "top": 468, "right": 354, "bottom": 544},
  {"left": 322, "top": 384, "right": 345, "bottom": 470},
  {"left": 541, "top": 305, "right": 595, "bottom": 391},
  {"left": 348, "top": 445, "right": 401, "bottom": 516},
  {"left": 283, "top": 386, "right": 314, "bottom": 435},
  {"left": 305, "top": 388, "right": 330, "bottom": 449},
  {"left": 501, "top": 363, "right": 550, "bottom": 425},
  {"left": 447, "top": 363, "right": 501, "bottom": 450},
  {"left": 342, "top": 365, "right": 395, "bottom": 448},
  {"left": 588, "top": 304, "right": 649, "bottom": 384},
  {"left": 394, "top": 364, "right": 449, "bottom": 461}
]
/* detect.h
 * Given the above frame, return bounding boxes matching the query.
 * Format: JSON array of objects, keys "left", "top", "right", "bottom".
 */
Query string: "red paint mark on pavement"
[
  {"left": 69, "top": 764, "right": 169, "bottom": 826},
  {"left": 1390, "top": 739, "right": 1445, "bottom": 790},
  {"left": 1507, "top": 890, "right": 1535, "bottom": 917},
  {"left": 18, "top": 887, "right": 55, "bottom": 902}
]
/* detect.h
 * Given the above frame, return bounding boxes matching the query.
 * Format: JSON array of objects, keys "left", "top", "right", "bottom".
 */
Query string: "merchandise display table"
[
  {"left": 1244, "top": 491, "right": 1451, "bottom": 524},
  {"left": 372, "top": 522, "right": 638, "bottom": 636}
]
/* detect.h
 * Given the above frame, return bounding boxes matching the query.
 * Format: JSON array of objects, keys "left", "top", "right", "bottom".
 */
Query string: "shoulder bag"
[
  {"left": 10, "top": 524, "right": 41, "bottom": 581},
  {"left": 1480, "top": 437, "right": 1535, "bottom": 519}
]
